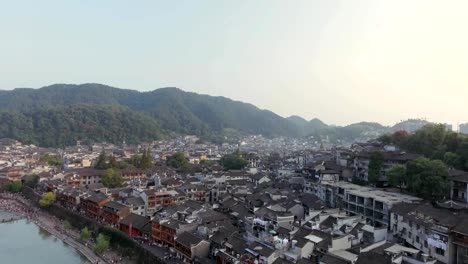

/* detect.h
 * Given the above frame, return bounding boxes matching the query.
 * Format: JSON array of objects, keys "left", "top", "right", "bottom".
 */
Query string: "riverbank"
[{"left": 0, "top": 193, "right": 108, "bottom": 264}]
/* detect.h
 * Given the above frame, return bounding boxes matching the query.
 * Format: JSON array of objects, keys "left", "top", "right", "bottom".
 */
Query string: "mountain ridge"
[{"left": 0, "top": 83, "right": 435, "bottom": 146}]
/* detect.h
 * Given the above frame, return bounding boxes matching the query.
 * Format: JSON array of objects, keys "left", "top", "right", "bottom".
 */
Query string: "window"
[
  {"left": 409, "top": 221, "right": 413, "bottom": 228},
  {"left": 408, "top": 232, "right": 412, "bottom": 239},
  {"left": 416, "top": 224, "right": 420, "bottom": 230},
  {"left": 416, "top": 236, "right": 420, "bottom": 243},
  {"left": 424, "top": 240, "right": 428, "bottom": 248},
  {"left": 436, "top": 248, "right": 445, "bottom": 256}
]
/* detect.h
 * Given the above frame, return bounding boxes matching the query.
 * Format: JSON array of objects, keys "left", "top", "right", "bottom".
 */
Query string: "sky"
[{"left": 1, "top": 0, "right": 467, "bottom": 126}]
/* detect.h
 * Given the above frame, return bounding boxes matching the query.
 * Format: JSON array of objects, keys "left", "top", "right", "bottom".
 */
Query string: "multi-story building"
[
  {"left": 66, "top": 168, "right": 105, "bottom": 187},
  {"left": 80, "top": 192, "right": 110, "bottom": 218},
  {"left": 101, "top": 201, "right": 130, "bottom": 225},
  {"left": 319, "top": 181, "right": 421, "bottom": 227},
  {"left": 120, "top": 168, "right": 147, "bottom": 182},
  {"left": 354, "top": 150, "right": 419, "bottom": 183},
  {"left": 174, "top": 232, "right": 210, "bottom": 263},
  {"left": 390, "top": 203, "right": 462, "bottom": 264},
  {"left": 449, "top": 169, "right": 468, "bottom": 203},
  {"left": 56, "top": 186, "right": 84, "bottom": 209},
  {"left": 151, "top": 219, "right": 198, "bottom": 246},
  {"left": 0, "top": 166, "right": 23, "bottom": 183}
]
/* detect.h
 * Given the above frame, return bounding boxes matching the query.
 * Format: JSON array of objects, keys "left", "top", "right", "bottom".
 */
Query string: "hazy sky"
[{"left": 1, "top": 0, "right": 467, "bottom": 126}]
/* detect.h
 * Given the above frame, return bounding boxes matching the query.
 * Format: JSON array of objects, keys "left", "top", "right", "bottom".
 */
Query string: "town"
[{"left": 1, "top": 123, "right": 467, "bottom": 264}]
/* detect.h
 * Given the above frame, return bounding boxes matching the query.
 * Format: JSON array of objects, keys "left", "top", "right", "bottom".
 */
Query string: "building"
[
  {"left": 151, "top": 219, "right": 198, "bottom": 247},
  {"left": 354, "top": 150, "right": 419, "bottom": 183},
  {"left": 0, "top": 166, "right": 23, "bottom": 183},
  {"left": 66, "top": 168, "right": 105, "bottom": 187},
  {"left": 174, "top": 232, "right": 210, "bottom": 263},
  {"left": 101, "top": 201, "right": 130, "bottom": 225},
  {"left": 119, "top": 213, "right": 151, "bottom": 238},
  {"left": 121, "top": 168, "right": 147, "bottom": 182},
  {"left": 390, "top": 203, "right": 464, "bottom": 264},
  {"left": 318, "top": 181, "right": 421, "bottom": 227},
  {"left": 80, "top": 192, "right": 110, "bottom": 218},
  {"left": 449, "top": 169, "right": 468, "bottom": 203}
]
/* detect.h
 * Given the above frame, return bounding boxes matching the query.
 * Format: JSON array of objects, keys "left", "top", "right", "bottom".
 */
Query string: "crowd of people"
[
  {"left": 0, "top": 192, "right": 132, "bottom": 264},
  {"left": 0, "top": 193, "right": 38, "bottom": 222}
]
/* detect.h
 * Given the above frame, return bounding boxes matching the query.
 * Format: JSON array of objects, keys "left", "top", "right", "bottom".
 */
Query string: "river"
[{"left": 0, "top": 211, "right": 90, "bottom": 264}]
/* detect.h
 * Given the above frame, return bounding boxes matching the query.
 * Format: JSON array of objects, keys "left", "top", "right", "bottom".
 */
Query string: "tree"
[
  {"left": 23, "top": 174, "right": 39, "bottom": 188},
  {"left": 2, "top": 181, "right": 22, "bottom": 193},
  {"left": 140, "top": 148, "right": 153, "bottom": 170},
  {"left": 94, "top": 233, "right": 110, "bottom": 254},
  {"left": 387, "top": 165, "right": 407, "bottom": 190},
  {"left": 166, "top": 152, "right": 192, "bottom": 174},
  {"left": 368, "top": 151, "right": 384, "bottom": 184},
  {"left": 406, "top": 157, "right": 450, "bottom": 201},
  {"left": 80, "top": 227, "right": 91, "bottom": 241},
  {"left": 444, "top": 152, "right": 461, "bottom": 168},
  {"left": 101, "top": 168, "right": 124, "bottom": 188},
  {"left": 95, "top": 151, "right": 108, "bottom": 169},
  {"left": 39, "top": 192, "right": 56, "bottom": 207},
  {"left": 108, "top": 156, "right": 119, "bottom": 169},
  {"left": 220, "top": 149, "right": 248, "bottom": 171},
  {"left": 63, "top": 220, "right": 72, "bottom": 230},
  {"left": 40, "top": 154, "right": 64, "bottom": 167}
]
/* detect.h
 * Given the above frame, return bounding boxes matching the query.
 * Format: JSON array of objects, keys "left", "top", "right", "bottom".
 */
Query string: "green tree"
[
  {"left": 95, "top": 151, "right": 108, "bottom": 169},
  {"left": 63, "top": 220, "right": 72, "bottom": 230},
  {"left": 94, "top": 234, "right": 110, "bottom": 254},
  {"left": 2, "top": 181, "right": 22, "bottom": 193},
  {"left": 457, "top": 138, "right": 468, "bottom": 170},
  {"left": 80, "top": 227, "right": 91, "bottom": 241},
  {"left": 404, "top": 124, "right": 447, "bottom": 158},
  {"left": 101, "top": 168, "right": 124, "bottom": 188},
  {"left": 39, "top": 192, "right": 56, "bottom": 207},
  {"left": 387, "top": 165, "right": 407, "bottom": 190},
  {"left": 406, "top": 157, "right": 450, "bottom": 201},
  {"left": 166, "top": 152, "right": 192, "bottom": 174},
  {"left": 368, "top": 151, "right": 384, "bottom": 184},
  {"left": 40, "top": 154, "right": 64, "bottom": 166},
  {"left": 444, "top": 152, "right": 461, "bottom": 168},
  {"left": 140, "top": 148, "right": 153, "bottom": 169},
  {"left": 23, "top": 174, "right": 39, "bottom": 188},
  {"left": 220, "top": 149, "right": 248, "bottom": 171},
  {"left": 108, "top": 156, "right": 119, "bottom": 169}
]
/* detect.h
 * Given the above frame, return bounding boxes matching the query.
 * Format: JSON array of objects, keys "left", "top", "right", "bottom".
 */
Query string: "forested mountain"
[
  {"left": 286, "top": 116, "right": 327, "bottom": 136},
  {"left": 0, "top": 105, "right": 165, "bottom": 147},
  {"left": 0, "top": 83, "right": 438, "bottom": 147},
  {"left": 0, "top": 84, "right": 300, "bottom": 141}
]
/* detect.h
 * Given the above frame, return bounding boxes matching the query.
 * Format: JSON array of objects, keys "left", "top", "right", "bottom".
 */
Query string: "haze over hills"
[{"left": 0, "top": 84, "right": 436, "bottom": 147}]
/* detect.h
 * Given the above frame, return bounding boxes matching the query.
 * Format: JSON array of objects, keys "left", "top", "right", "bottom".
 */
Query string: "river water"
[{"left": 0, "top": 211, "right": 90, "bottom": 264}]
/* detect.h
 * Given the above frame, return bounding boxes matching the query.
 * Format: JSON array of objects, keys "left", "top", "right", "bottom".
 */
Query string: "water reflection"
[
  {"left": 0, "top": 211, "right": 90, "bottom": 264},
  {"left": 38, "top": 226, "right": 52, "bottom": 239}
]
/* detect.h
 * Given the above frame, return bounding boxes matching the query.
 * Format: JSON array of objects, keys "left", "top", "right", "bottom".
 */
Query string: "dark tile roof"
[
  {"left": 120, "top": 213, "right": 151, "bottom": 233},
  {"left": 392, "top": 202, "right": 467, "bottom": 230},
  {"left": 175, "top": 232, "right": 204, "bottom": 248},
  {"left": 320, "top": 216, "right": 338, "bottom": 229},
  {"left": 355, "top": 252, "right": 392, "bottom": 264},
  {"left": 449, "top": 169, "right": 468, "bottom": 182},
  {"left": 321, "top": 253, "right": 351, "bottom": 264},
  {"left": 272, "top": 258, "right": 295, "bottom": 264},
  {"left": 197, "top": 209, "right": 229, "bottom": 223},
  {"left": 299, "top": 193, "right": 326, "bottom": 210},
  {"left": 225, "top": 235, "right": 247, "bottom": 255},
  {"left": 249, "top": 241, "right": 275, "bottom": 257},
  {"left": 125, "top": 197, "right": 145, "bottom": 207},
  {"left": 86, "top": 192, "right": 108, "bottom": 204},
  {"left": 103, "top": 201, "right": 126, "bottom": 211}
]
